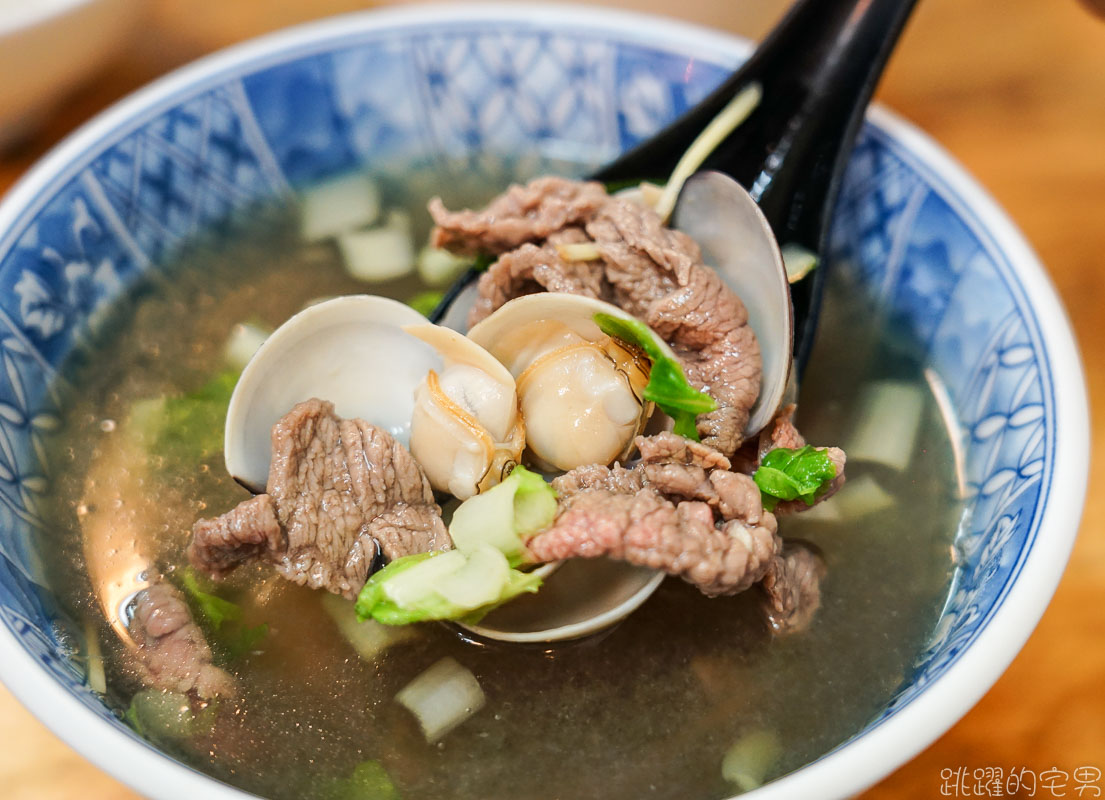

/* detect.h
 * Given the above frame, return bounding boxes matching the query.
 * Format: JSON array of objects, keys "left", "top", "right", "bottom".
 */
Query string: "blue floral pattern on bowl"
[{"left": 0, "top": 11, "right": 1067, "bottom": 792}]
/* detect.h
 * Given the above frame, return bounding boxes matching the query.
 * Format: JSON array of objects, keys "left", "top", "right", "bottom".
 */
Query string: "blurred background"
[{"left": 1, "top": 0, "right": 1103, "bottom": 798}]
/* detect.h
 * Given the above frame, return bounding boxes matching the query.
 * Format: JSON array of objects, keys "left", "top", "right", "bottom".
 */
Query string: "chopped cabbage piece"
[
  {"left": 448, "top": 465, "right": 557, "bottom": 563},
  {"left": 354, "top": 547, "right": 541, "bottom": 626},
  {"left": 338, "top": 226, "right": 415, "bottom": 283}
]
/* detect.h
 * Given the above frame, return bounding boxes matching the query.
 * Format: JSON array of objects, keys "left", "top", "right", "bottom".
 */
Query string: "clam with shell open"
[{"left": 224, "top": 295, "right": 524, "bottom": 500}]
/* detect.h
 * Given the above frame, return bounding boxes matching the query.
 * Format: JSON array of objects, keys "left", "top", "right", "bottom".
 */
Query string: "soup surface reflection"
[{"left": 42, "top": 172, "right": 961, "bottom": 800}]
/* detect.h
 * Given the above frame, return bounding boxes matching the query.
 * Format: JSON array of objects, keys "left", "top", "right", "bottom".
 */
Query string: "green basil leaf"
[
  {"left": 754, "top": 446, "right": 837, "bottom": 509},
  {"left": 593, "top": 312, "right": 717, "bottom": 442}
]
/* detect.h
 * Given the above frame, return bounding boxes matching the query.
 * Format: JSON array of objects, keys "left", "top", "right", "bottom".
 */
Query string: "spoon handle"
[{"left": 592, "top": 0, "right": 919, "bottom": 370}]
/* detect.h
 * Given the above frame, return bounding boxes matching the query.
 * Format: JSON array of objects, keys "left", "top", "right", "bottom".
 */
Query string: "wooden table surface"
[{"left": 1, "top": 0, "right": 1103, "bottom": 798}]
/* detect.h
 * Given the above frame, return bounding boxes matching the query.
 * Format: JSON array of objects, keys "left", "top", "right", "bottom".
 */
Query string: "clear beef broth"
[{"left": 43, "top": 176, "right": 959, "bottom": 800}]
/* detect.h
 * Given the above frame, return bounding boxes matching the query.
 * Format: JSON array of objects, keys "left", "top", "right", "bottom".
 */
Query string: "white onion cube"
[
  {"left": 338, "top": 226, "right": 415, "bottom": 283},
  {"left": 396, "top": 657, "right": 486, "bottom": 743},
  {"left": 300, "top": 173, "right": 381, "bottom": 242}
]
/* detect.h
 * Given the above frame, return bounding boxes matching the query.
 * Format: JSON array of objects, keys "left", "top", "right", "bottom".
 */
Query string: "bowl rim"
[{"left": 0, "top": 4, "right": 1089, "bottom": 800}]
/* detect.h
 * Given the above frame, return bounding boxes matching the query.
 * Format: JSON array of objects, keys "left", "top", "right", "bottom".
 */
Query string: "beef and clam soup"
[{"left": 43, "top": 167, "right": 961, "bottom": 800}]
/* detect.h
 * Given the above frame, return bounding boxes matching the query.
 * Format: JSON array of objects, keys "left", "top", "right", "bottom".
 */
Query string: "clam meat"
[{"left": 468, "top": 293, "right": 664, "bottom": 472}]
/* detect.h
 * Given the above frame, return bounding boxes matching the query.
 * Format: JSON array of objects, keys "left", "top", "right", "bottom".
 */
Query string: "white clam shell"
[
  {"left": 461, "top": 560, "right": 665, "bottom": 644},
  {"left": 224, "top": 295, "right": 523, "bottom": 498},
  {"left": 225, "top": 295, "right": 435, "bottom": 492}
]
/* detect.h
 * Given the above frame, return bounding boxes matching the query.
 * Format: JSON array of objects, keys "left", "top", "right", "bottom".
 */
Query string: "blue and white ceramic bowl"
[{"left": 0, "top": 6, "right": 1088, "bottom": 799}]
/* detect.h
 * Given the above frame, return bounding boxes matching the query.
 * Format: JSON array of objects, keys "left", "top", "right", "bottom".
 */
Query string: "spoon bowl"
[{"left": 460, "top": 561, "right": 665, "bottom": 644}]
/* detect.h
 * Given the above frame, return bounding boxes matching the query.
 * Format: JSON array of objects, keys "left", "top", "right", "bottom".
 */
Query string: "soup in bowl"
[{"left": 0, "top": 6, "right": 1088, "bottom": 800}]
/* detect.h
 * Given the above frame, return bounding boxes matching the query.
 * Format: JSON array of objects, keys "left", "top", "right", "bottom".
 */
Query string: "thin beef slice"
[{"left": 190, "top": 399, "right": 449, "bottom": 599}]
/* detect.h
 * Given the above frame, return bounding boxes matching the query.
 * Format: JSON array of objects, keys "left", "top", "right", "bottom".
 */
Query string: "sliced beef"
[
  {"left": 551, "top": 462, "right": 646, "bottom": 496},
  {"left": 584, "top": 200, "right": 696, "bottom": 309},
  {"left": 541, "top": 432, "right": 825, "bottom": 626},
  {"left": 190, "top": 399, "right": 449, "bottom": 599},
  {"left": 538, "top": 434, "right": 779, "bottom": 597},
  {"left": 640, "top": 461, "right": 715, "bottom": 503},
  {"left": 433, "top": 179, "right": 763, "bottom": 455},
  {"left": 556, "top": 433, "right": 762, "bottom": 523},
  {"left": 527, "top": 489, "right": 778, "bottom": 597},
  {"left": 635, "top": 430, "right": 732, "bottom": 471},
  {"left": 189, "top": 495, "right": 283, "bottom": 579},
  {"left": 761, "top": 542, "right": 826, "bottom": 635},
  {"left": 586, "top": 200, "right": 762, "bottom": 454},
  {"left": 759, "top": 403, "right": 806, "bottom": 454},
  {"left": 429, "top": 177, "right": 609, "bottom": 255},
  {"left": 128, "top": 580, "right": 235, "bottom": 699},
  {"left": 468, "top": 242, "right": 607, "bottom": 326},
  {"left": 652, "top": 268, "right": 762, "bottom": 454}
]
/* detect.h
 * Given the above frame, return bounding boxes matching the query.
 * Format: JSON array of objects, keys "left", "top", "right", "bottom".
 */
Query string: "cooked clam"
[
  {"left": 404, "top": 324, "right": 525, "bottom": 499},
  {"left": 224, "top": 295, "right": 523, "bottom": 498},
  {"left": 467, "top": 293, "right": 668, "bottom": 472}
]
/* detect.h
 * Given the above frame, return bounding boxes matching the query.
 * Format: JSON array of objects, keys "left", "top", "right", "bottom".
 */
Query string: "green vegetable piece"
[
  {"left": 448, "top": 465, "right": 557, "bottom": 563},
  {"left": 603, "top": 178, "right": 662, "bottom": 194},
  {"left": 752, "top": 445, "right": 837, "bottom": 511},
  {"left": 346, "top": 761, "right": 401, "bottom": 800},
  {"left": 375, "top": 550, "right": 468, "bottom": 611},
  {"left": 593, "top": 312, "right": 717, "bottom": 441},
  {"left": 510, "top": 466, "right": 560, "bottom": 536},
  {"left": 177, "top": 567, "right": 268, "bottom": 659},
  {"left": 123, "top": 698, "right": 145, "bottom": 738},
  {"left": 355, "top": 552, "right": 448, "bottom": 625},
  {"left": 408, "top": 290, "right": 445, "bottom": 317},
  {"left": 780, "top": 243, "right": 819, "bottom": 283},
  {"left": 462, "top": 567, "right": 543, "bottom": 625},
  {"left": 322, "top": 760, "right": 401, "bottom": 800},
  {"left": 179, "top": 568, "right": 240, "bottom": 630},
  {"left": 226, "top": 623, "right": 269, "bottom": 661},
  {"left": 125, "top": 690, "right": 198, "bottom": 741},
  {"left": 131, "top": 369, "right": 240, "bottom": 470},
  {"left": 321, "top": 591, "right": 419, "bottom": 662},
  {"left": 721, "top": 728, "right": 782, "bottom": 792},
  {"left": 472, "top": 252, "right": 495, "bottom": 272},
  {"left": 436, "top": 545, "right": 510, "bottom": 608}
]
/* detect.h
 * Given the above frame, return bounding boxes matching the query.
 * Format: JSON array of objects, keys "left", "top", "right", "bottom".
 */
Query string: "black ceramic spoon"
[{"left": 433, "top": 0, "right": 919, "bottom": 375}]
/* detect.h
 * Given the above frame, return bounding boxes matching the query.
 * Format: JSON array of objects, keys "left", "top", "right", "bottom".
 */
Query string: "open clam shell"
[
  {"left": 225, "top": 295, "right": 432, "bottom": 492},
  {"left": 224, "top": 295, "right": 522, "bottom": 497},
  {"left": 461, "top": 560, "right": 665, "bottom": 644}
]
